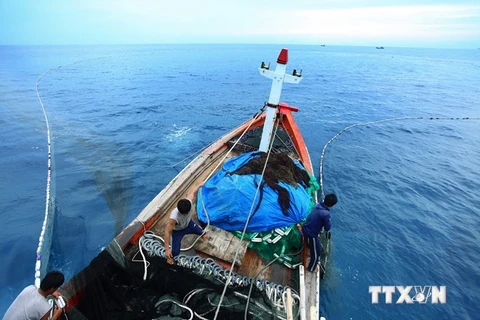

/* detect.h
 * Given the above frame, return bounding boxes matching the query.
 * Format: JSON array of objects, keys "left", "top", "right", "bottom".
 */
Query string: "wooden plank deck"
[
  {"left": 304, "top": 271, "right": 320, "bottom": 319},
  {"left": 193, "top": 225, "right": 249, "bottom": 265}
]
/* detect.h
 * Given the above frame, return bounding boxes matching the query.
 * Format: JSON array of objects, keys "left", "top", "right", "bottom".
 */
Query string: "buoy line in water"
[
  {"left": 33, "top": 57, "right": 108, "bottom": 287},
  {"left": 34, "top": 67, "right": 58, "bottom": 288},
  {"left": 316, "top": 116, "right": 480, "bottom": 278},
  {"left": 318, "top": 116, "right": 480, "bottom": 200}
]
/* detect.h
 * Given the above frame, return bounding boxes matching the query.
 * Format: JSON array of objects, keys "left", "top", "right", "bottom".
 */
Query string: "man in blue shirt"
[{"left": 302, "top": 193, "right": 338, "bottom": 272}]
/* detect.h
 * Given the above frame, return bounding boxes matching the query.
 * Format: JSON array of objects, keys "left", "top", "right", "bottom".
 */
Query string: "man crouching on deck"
[
  {"left": 302, "top": 193, "right": 338, "bottom": 272},
  {"left": 164, "top": 193, "right": 207, "bottom": 264}
]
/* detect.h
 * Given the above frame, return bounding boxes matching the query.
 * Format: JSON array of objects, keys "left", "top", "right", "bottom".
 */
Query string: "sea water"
[{"left": 0, "top": 44, "right": 479, "bottom": 319}]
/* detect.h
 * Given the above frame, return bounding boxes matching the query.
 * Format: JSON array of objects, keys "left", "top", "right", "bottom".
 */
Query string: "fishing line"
[{"left": 318, "top": 116, "right": 480, "bottom": 200}]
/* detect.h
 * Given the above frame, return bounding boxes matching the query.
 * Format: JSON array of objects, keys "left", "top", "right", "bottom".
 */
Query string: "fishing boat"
[{"left": 59, "top": 49, "right": 327, "bottom": 320}]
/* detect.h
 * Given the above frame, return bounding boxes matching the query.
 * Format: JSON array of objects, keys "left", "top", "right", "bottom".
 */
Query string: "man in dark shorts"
[
  {"left": 164, "top": 196, "right": 207, "bottom": 264},
  {"left": 302, "top": 193, "right": 338, "bottom": 272}
]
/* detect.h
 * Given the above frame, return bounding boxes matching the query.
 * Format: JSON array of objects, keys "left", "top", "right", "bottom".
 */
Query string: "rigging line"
[
  {"left": 277, "top": 114, "right": 301, "bottom": 157},
  {"left": 159, "top": 111, "right": 262, "bottom": 169},
  {"left": 318, "top": 116, "right": 480, "bottom": 199},
  {"left": 203, "top": 112, "right": 262, "bottom": 184},
  {"left": 213, "top": 115, "right": 281, "bottom": 320},
  {"left": 159, "top": 143, "right": 211, "bottom": 168},
  {"left": 136, "top": 114, "right": 264, "bottom": 275}
]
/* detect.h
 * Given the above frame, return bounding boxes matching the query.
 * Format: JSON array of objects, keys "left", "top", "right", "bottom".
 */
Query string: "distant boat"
[
  {"left": 376, "top": 46, "right": 384, "bottom": 49},
  {"left": 320, "top": 44, "right": 326, "bottom": 47}
]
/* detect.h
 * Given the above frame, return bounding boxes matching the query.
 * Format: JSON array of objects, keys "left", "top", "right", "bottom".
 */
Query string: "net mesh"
[{"left": 61, "top": 243, "right": 284, "bottom": 320}]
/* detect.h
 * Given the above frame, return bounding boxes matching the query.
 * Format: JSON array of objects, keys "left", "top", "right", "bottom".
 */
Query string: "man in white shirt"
[
  {"left": 164, "top": 195, "right": 207, "bottom": 264},
  {"left": 4, "top": 271, "right": 65, "bottom": 320}
]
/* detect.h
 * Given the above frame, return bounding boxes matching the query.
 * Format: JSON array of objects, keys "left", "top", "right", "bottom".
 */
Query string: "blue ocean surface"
[{"left": 1, "top": 44, "right": 479, "bottom": 319}]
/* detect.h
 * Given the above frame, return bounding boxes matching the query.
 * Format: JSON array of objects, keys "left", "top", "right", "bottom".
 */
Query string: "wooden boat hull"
[{"left": 60, "top": 51, "right": 323, "bottom": 320}]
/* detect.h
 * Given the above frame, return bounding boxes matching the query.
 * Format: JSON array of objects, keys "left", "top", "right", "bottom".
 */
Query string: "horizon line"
[{"left": 0, "top": 43, "right": 478, "bottom": 50}]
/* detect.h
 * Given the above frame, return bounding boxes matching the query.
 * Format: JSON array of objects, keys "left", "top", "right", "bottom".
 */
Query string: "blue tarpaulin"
[{"left": 196, "top": 152, "right": 312, "bottom": 232}]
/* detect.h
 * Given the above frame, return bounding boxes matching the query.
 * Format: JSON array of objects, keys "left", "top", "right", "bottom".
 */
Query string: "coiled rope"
[
  {"left": 154, "top": 298, "right": 194, "bottom": 320},
  {"left": 139, "top": 232, "right": 300, "bottom": 309},
  {"left": 319, "top": 116, "right": 480, "bottom": 200}
]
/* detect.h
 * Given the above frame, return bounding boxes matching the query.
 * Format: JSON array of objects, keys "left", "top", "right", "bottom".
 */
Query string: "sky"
[{"left": 0, "top": 0, "right": 479, "bottom": 48}]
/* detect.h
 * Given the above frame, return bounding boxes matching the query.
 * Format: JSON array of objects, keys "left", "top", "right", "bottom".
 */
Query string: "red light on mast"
[{"left": 277, "top": 48, "right": 288, "bottom": 65}]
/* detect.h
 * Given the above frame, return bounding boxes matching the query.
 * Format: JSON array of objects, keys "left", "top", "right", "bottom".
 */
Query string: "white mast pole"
[{"left": 258, "top": 48, "right": 302, "bottom": 152}]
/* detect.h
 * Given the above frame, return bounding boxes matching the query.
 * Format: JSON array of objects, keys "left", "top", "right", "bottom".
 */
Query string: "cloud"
[
  {"left": 257, "top": 5, "right": 480, "bottom": 39},
  {"left": 1, "top": 1, "right": 479, "bottom": 47},
  {"left": 100, "top": 3, "right": 480, "bottom": 46}
]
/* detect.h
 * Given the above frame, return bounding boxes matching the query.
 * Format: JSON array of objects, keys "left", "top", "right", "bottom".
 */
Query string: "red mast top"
[{"left": 277, "top": 48, "right": 288, "bottom": 65}]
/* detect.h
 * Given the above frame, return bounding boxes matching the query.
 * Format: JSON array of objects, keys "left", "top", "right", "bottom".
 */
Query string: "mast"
[{"left": 258, "top": 48, "right": 302, "bottom": 152}]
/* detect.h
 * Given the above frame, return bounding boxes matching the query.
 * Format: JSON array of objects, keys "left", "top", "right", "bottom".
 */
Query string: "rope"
[
  {"left": 213, "top": 116, "right": 281, "bottom": 320},
  {"left": 33, "top": 56, "right": 109, "bottom": 287},
  {"left": 138, "top": 233, "right": 300, "bottom": 308},
  {"left": 244, "top": 245, "right": 303, "bottom": 320},
  {"left": 156, "top": 106, "right": 266, "bottom": 171},
  {"left": 317, "top": 116, "right": 480, "bottom": 278},
  {"left": 154, "top": 298, "right": 194, "bottom": 320},
  {"left": 135, "top": 109, "right": 264, "bottom": 267},
  {"left": 159, "top": 143, "right": 211, "bottom": 169},
  {"left": 132, "top": 112, "right": 265, "bottom": 281},
  {"left": 34, "top": 67, "right": 59, "bottom": 288},
  {"left": 318, "top": 116, "right": 480, "bottom": 200},
  {"left": 132, "top": 185, "right": 214, "bottom": 280},
  {"left": 203, "top": 112, "right": 263, "bottom": 184}
]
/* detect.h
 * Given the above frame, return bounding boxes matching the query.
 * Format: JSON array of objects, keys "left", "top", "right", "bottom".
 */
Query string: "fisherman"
[
  {"left": 164, "top": 194, "right": 207, "bottom": 264},
  {"left": 4, "top": 270, "right": 65, "bottom": 320},
  {"left": 302, "top": 193, "right": 337, "bottom": 272}
]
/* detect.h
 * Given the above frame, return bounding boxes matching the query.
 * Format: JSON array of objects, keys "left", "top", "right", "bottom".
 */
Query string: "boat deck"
[{"left": 120, "top": 135, "right": 321, "bottom": 319}]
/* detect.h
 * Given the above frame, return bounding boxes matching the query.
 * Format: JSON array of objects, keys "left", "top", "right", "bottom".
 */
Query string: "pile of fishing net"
[
  {"left": 232, "top": 152, "right": 312, "bottom": 216},
  {"left": 62, "top": 249, "right": 280, "bottom": 320}
]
